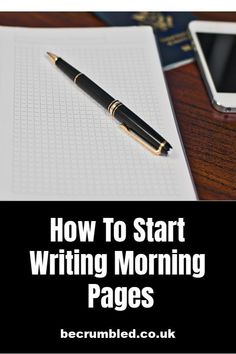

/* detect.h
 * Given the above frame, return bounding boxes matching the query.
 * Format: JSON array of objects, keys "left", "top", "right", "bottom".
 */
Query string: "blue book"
[{"left": 95, "top": 12, "right": 196, "bottom": 70}]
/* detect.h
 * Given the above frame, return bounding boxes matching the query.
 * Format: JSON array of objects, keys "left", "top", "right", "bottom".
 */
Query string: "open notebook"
[{"left": 0, "top": 26, "right": 196, "bottom": 200}]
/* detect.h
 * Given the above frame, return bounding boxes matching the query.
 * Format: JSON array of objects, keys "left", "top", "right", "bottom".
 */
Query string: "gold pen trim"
[
  {"left": 107, "top": 100, "right": 124, "bottom": 116},
  {"left": 119, "top": 124, "right": 164, "bottom": 156},
  {"left": 74, "top": 73, "right": 83, "bottom": 83},
  {"left": 47, "top": 52, "right": 58, "bottom": 64},
  {"left": 159, "top": 141, "right": 166, "bottom": 151},
  {"left": 112, "top": 103, "right": 123, "bottom": 116},
  {"left": 107, "top": 99, "right": 118, "bottom": 113},
  {"left": 108, "top": 100, "right": 120, "bottom": 115}
]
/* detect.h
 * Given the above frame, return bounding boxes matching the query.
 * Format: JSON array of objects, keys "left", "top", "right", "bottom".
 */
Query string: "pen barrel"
[
  {"left": 75, "top": 74, "right": 114, "bottom": 109},
  {"left": 55, "top": 58, "right": 171, "bottom": 153},
  {"left": 56, "top": 58, "right": 79, "bottom": 80},
  {"left": 75, "top": 74, "right": 170, "bottom": 152}
]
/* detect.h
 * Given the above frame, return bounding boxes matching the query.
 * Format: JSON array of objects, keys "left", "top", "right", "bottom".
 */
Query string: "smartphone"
[{"left": 188, "top": 20, "right": 236, "bottom": 113}]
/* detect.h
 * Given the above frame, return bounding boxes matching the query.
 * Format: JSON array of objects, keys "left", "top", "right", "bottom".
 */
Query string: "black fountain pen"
[{"left": 47, "top": 52, "right": 172, "bottom": 156}]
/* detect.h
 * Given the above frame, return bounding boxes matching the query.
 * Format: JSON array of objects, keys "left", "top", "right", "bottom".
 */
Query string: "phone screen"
[{"left": 196, "top": 33, "right": 236, "bottom": 93}]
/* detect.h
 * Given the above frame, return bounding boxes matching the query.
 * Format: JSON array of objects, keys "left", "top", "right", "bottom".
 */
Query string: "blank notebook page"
[{"left": 0, "top": 26, "right": 196, "bottom": 200}]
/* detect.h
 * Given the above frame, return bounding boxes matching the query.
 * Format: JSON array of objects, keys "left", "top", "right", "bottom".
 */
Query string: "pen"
[{"left": 47, "top": 52, "right": 172, "bottom": 155}]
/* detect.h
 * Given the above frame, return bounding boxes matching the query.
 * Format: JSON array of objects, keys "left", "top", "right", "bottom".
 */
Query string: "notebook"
[{"left": 0, "top": 26, "right": 197, "bottom": 200}]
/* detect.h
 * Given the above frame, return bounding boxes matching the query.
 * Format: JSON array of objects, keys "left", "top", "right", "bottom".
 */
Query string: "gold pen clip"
[{"left": 119, "top": 124, "right": 165, "bottom": 156}]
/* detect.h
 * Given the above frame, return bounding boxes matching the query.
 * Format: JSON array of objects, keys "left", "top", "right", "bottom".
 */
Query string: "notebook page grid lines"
[{"left": 9, "top": 28, "right": 190, "bottom": 200}]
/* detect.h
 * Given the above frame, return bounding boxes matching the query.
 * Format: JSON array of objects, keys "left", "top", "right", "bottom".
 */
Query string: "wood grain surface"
[{"left": 0, "top": 12, "right": 235, "bottom": 199}]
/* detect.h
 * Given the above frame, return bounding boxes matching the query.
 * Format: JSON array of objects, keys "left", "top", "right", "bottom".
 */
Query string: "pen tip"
[
  {"left": 47, "top": 52, "right": 59, "bottom": 64},
  {"left": 161, "top": 141, "right": 172, "bottom": 155}
]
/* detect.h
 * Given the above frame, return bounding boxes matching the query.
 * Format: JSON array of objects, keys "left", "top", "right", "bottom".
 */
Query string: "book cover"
[{"left": 95, "top": 12, "right": 196, "bottom": 70}]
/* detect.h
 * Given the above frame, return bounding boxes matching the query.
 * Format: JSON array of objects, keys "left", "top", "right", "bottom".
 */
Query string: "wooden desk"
[{"left": 0, "top": 12, "right": 235, "bottom": 199}]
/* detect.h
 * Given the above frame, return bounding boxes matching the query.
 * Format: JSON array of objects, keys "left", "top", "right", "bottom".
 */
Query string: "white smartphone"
[{"left": 188, "top": 20, "right": 236, "bottom": 113}]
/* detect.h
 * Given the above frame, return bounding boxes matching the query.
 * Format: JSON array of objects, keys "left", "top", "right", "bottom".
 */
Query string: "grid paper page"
[{"left": 0, "top": 26, "right": 196, "bottom": 200}]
